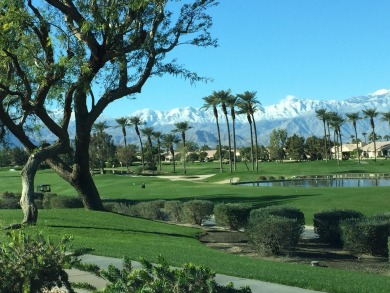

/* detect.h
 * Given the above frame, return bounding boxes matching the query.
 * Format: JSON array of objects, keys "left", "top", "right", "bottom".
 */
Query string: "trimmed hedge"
[
  {"left": 0, "top": 198, "right": 20, "bottom": 209},
  {"left": 246, "top": 215, "right": 302, "bottom": 255},
  {"left": 49, "top": 195, "right": 83, "bottom": 209},
  {"left": 250, "top": 206, "right": 305, "bottom": 227},
  {"left": 313, "top": 209, "right": 363, "bottom": 246},
  {"left": 129, "top": 200, "right": 166, "bottom": 220},
  {"left": 183, "top": 200, "right": 214, "bottom": 225},
  {"left": 214, "top": 203, "right": 251, "bottom": 230},
  {"left": 341, "top": 213, "right": 390, "bottom": 256},
  {"left": 164, "top": 201, "right": 184, "bottom": 223}
]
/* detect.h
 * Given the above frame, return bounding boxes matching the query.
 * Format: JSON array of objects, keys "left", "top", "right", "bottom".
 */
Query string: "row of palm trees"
[
  {"left": 202, "top": 90, "right": 261, "bottom": 173},
  {"left": 111, "top": 117, "right": 193, "bottom": 174},
  {"left": 315, "top": 108, "right": 390, "bottom": 163},
  {"left": 102, "top": 90, "right": 261, "bottom": 174}
]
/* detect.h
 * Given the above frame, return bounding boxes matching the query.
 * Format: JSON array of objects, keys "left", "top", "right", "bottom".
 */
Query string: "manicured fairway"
[
  {"left": 1, "top": 209, "right": 390, "bottom": 293},
  {"left": 1, "top": 159, "right": 390, "bottom": 292}
]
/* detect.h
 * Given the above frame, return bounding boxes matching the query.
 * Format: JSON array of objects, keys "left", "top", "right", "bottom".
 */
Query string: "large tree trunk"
[{"left": 19, "top": 155, "right": 41, "bottom": 225}]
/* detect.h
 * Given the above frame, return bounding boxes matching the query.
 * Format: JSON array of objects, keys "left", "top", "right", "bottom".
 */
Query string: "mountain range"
[
  {"left": 103, "top": 89, "right": 390, "bottom": 147},
  {"left": 5, "top": 90, "right": 390, "bottom": 147}
]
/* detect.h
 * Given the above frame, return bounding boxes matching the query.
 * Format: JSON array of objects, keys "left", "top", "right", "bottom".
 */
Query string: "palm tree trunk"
[
  {"left": 339, "top": 130, "right": 343, "bottom": 162},
  {"left": 251, "top": 114, "right": 259, "bottom": 172},
  {"left": 232, "top": 118, "right": 237, "bottom": 171},
  {"left": 322, "top": 121, "right": 328, "bottom": 161},
  {"left": 248, "top": 118, "right": 254, "bottom": 171},
  {"left": 216, "top": 118, "right": 223, "bottom": 173},
  {"left": 353, "top": 125, "right": 360, "bottom": 164},
  {"left": 224, "top": 113, "right": 233, "bottom": 172},
  {"left": 137, "top": 134, "right": 144, "bottom": 167}
]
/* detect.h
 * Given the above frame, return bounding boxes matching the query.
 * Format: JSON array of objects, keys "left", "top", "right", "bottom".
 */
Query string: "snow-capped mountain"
[
  {"left": 4, "top": 90, "right": 390, "bottom": 147},
  {"left": 103, "top": 90, "right": 390, "bottom": 147}
]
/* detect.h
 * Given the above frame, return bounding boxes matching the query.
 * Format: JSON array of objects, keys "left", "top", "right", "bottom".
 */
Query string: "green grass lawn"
[
  {"left": 1, "top": 209, "right": 390, "bottom": 293},
  {"left": 1, "top": 159, "right": 390, "bottom": 292}
]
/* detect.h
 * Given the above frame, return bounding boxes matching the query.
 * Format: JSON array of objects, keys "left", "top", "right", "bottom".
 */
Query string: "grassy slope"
[
  {"left": 1, "top": 209, "right": 390, "bottom": 293},
  {"left": 1, "top": 159, "right": 390, "bottom": 292}
]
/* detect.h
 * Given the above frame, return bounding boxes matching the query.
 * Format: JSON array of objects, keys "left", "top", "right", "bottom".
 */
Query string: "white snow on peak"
[{"left": 369, "top": 89, "right": 390, "bottom": 96}]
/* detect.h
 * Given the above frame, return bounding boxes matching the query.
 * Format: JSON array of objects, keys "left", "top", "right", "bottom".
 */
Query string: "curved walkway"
[{"left": 68, "top": 255, "right": 323, "bottom": 293}]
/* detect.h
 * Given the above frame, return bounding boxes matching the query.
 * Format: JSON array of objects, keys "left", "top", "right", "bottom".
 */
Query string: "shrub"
[
  {"left": 129, "top": 200, "right": 166, "bottom": 220},
  {"left": 1, "top": 191, "right": 15, "bottom": 199},
  {"left": 0, "top": 198, "right": 20, "bottom": 209},
  {"left": 103, "top": 202, "right": 132, "bottom": 215},
  {"left": 0, "top": 231, "right": 90, "bottom": 293},
  {"left": 257, "top": 176, "right": 267, "bottom": 181},
  {"left": 250, "top": 206, "right": 305, "bottom": 227},
  {"left": 42, "top": 193, "right": 57, "bottom": 209},
  {"left": 50, "top": 195, "right": 83, "bottom": 209},
  {"left": 164, "top": 200, "right": 184, "bottom": 222},
  {"left": 94, "top": 256, "right": 251, "bottom": 293},
  {"left": 214, "top": 203, "right": 251, "bottom": 230},
  {"left": 341, "top": 214, "right": 390, "bottom": 256},
  {"left": 183, "top": 200, "right": 214, "bottom": 225},
  {"left": 313, "top": 209, "right": 364, "bottom": 246},
  {"left": 34, "top": 192, "right": 44, "bottom": 200},
  {"left": 246, "top": 215, "right": 302, "bottom": 255}
]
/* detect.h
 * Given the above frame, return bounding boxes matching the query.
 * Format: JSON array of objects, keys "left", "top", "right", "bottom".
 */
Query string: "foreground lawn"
[
  {"left": 1, "top": 160, "right": 390, "bottom": 292},
  {"left": 1, "top": 209, "right": 390, "bottom": 293}
]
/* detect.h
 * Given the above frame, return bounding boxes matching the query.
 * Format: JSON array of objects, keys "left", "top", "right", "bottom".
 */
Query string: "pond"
[{"left": 238, "top": 177, "right": 390, "bottom": 188}]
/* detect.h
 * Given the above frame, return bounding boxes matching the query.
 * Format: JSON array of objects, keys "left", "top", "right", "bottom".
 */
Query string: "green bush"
[
  {"left": 50, "top": 195, "right": 83, "bottom": 209},
  {"left": 42, "top": 193, "right": 57, "bottom": 209},
  {"left": 164, "top": 200, "right": 184, "bottom": 222},
  {"left": 313, "top": 209, "right": 364, "bottom": 246},
  {"left": 1, "top": 191, "right": 15, "bottom": 199},
  {"left": 183, "top": 200, "right": 214, "bottom": 225},
  {"left": 34, "top": 192, "right": 44, "bottom": 200},
  {"left": 341, "top": 214, "right": 390, "bottom": 256},
  {"left": 0, "top": 198, "right": 20, "bottom": 209},
  {"left": 129, "top": 200, "right": 166, "bottom": 220},
  {"left": 246, "top": 215, "right": 302, "bottom": 255},
  {"left": 92, "top": 256, "right": 251, "bottom": 293},
  {"left": 214, "top": 203, "right": 251, "bottom": 230},
  {"left": 0, "top": 231, "right": 89, "bottom": 293},
  {"left": 250, "top": 206, "right": 305, "bottom": 227}
]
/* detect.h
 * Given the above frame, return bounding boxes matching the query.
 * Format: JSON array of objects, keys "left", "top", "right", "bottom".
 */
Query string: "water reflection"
[{"left": 240, "top": 178, "right": 390, "bottom": 188}]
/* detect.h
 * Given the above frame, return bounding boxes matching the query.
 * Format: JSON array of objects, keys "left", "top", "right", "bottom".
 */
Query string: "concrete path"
[{"left": 67, "top": 255, "right": 323, "bottom": 293}]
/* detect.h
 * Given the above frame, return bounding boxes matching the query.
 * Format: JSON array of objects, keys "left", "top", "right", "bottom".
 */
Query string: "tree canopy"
[{"left": 0, "top": 0, "right": 219, "bottom": 224}]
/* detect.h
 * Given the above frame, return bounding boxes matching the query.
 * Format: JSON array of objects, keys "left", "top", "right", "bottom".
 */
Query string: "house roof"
[{"left": 361, "top": 141, "right": 390, "bottom": 151}]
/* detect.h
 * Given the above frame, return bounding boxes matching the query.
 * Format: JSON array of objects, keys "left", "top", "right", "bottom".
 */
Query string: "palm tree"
[
  {"left": 362, "top": 108, "right": 379, "bottom": 162},
  {"left": 141, "top": 126, "right": 155, "bottom": 169},
  {"left": 237, "top": 91, "right": 260, "bottom": 172},
  {"left": 381, "top": 111, "right": 390, "bottom": 128},
  {"left": 141, "top": 127, "right": 154, "bottom": 149},
  {"left": 346, "top": 112, "right": 361, "bottom": 163},
  {"left": 128, "top": 116, "right": 146, "bottom": 166},
  {"left": 315, "top": 108, "right": 328, "bottom": 161},
  {"left": 213, "top": 90, "right": 234, "bottom": 172},
  {"left": 115, "top": 117, "right": 130, "bottom": 172},
  {"left": 152, "top": 131, "right": 163, "bottom": 171},
  {"left": 162, "top": 133, "right": 180, "bottom": 173},
  {"left": 362, "top": 132, "right": 367, "bottom": 144},
  {"left": 173, "top": 121, "right": 192, "bottom": 174},
  {"left": 237, "top": 101, "right": 254, "bottom": 170},
  {"left": 202, "top": 95, "right": 223, "bottom": 173},
  {"left": 226, "top": 95, "right": 239, "bottom": 171},
  {"left": 92, "top": 121, "right": 110, "bottom": 173}
]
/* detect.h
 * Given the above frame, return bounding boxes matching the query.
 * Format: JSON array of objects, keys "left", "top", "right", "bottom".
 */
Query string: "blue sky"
[{"left": 103, "top": 0, "right": 390, "bottom": 117}]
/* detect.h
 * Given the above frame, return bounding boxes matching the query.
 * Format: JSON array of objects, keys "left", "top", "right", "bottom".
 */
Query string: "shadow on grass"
[
  {"left": 46, "top": 223, "right": 196, "bottom": 239},
  {"left": 172, "top": 194, "right": 320, "bottom": 209}
]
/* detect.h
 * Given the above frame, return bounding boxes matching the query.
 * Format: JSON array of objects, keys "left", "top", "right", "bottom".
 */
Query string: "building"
[{"left": 361, "top": 141, "right": 390, "bottom": 159}]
